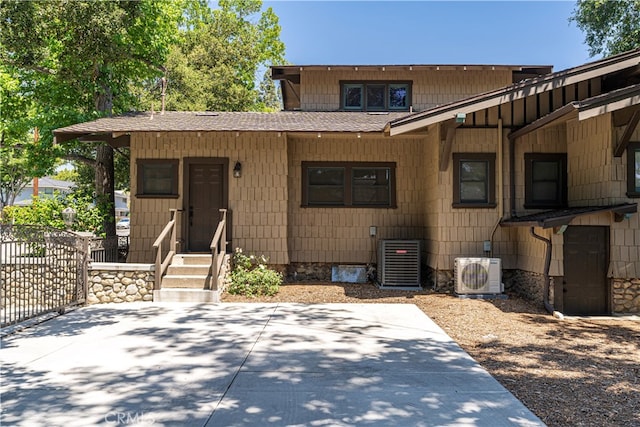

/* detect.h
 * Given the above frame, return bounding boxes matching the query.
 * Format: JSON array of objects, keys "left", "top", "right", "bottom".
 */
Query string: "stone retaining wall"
[
  {"left": 87, "top": 263, "right": 154, "bottom": 304},
  {"left": 285, "top": 263, "right": 332, "bottom": 282},
  {"left": 502, "top": 269, "right": 547, "bottom": 305},
  {"left": 612, "top": 278, "right": 640, "bottom": 314}
]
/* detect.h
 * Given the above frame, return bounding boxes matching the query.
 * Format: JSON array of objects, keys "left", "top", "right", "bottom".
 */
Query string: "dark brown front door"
[
  {"left": 187, "top": 160, "right": 226, "bottom": 252},
  {"left": 563, "top": 226, "right": 609, "bottom": 315}
]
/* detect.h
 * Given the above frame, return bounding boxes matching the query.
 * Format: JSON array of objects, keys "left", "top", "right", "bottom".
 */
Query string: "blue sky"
[{"left": 264, "top": 1, "right": 595, "bottom": 72}]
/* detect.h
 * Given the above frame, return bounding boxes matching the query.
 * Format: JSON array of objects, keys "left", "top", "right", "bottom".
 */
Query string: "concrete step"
[
  {"left": 153, "top": 288, "right": 220, "bottom": 303},
  {"left": 166, "top": 264, "right": 212, "bottom": 276},
  {"left": 172, "top": 254, "right": 212, "bottom": 265},
  {"left": 161, "top": 274, "right": 211, "bottom": 289}
]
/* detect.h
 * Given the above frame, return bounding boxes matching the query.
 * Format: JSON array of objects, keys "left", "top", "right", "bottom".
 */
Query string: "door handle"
[{"left": 189, "top": 206, "right": 193, "bottom": 226}]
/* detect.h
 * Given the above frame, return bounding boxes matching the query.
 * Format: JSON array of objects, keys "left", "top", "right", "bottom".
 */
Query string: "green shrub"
[
  {"left": 1, "top": 190, "right": 106, "bottom": 235},
  {"left": 227, "top": 248, "right": 282, "bottom": 297}
]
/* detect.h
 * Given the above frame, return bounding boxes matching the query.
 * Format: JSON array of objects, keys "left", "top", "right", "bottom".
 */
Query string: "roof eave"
[
  {"left": 500, "top": 204, "right": 638, "bottom": 229},
  {"left": 389, "top": 49, "right": 640, "bottom": 135}
]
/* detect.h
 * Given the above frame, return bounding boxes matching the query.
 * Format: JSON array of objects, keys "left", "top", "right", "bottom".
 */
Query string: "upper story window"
[
  {"left": 341, "top": 81, "right": 411, "bottom": 111},
  {"left": 524, "top": 153, "right": 567, "bottom": 208},
  {"left": 628, "top": 143, "right": 640, "bottom": 198},
  {"left": 302, "top": 161, "right": 396, "bottom": 208},
  {"left": 136, "top": 159, "right": 179, "bottom": 198},
  {"left": 452, "top": 153, "right": 496, "bottom": 208}
]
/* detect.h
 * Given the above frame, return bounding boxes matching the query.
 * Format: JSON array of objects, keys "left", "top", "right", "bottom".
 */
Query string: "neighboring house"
[
  {"left": 13, "top": 178, "right": 129, "bottom": 220},
  {"left": 14, "top": 177, "right": 75, "bottom": 205},
  {"left": 53, "top": 49, "right": 640, "bottom": 315},
  {"left": 114, "top": 190, "right": 130, "bottom": 220}
]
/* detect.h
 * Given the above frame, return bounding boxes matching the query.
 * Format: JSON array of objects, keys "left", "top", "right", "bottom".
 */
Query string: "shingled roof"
[
  {"left": 53, "top": 111, "right": 411, "bottom": 144},
  {"left": 387, "top": 48, "right": 640, "bottom": 136}
]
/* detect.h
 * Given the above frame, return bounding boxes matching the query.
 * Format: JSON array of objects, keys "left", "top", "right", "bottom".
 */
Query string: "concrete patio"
[{"left": 0, "top": 303, "right": 544, "bottom": 426}]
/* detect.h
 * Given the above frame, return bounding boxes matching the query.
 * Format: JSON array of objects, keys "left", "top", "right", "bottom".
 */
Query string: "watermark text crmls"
[{"left": 105, "top": 412, "right": 156, "bottom": 425}]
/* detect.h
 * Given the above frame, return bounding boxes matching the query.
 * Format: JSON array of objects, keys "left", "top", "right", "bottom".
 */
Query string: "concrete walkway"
[{"left": 0, "top": 303, "right": 544, "bottom": 427}]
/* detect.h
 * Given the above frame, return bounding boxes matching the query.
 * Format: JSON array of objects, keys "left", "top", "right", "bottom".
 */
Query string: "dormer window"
[{"left": 341, "top": 81, "right": 411, "bottom": 111}]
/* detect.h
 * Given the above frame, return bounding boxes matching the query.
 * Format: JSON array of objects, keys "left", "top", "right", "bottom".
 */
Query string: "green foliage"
[
  {"left": 161, "top": 0, "right": 285, "bottom": 112},
  {"left": 228, "top": 248, "right": 282, "bottom": 297},
  {"left": 0, "top": 64, "right": 38, "bottom": 207},
  {"left": 571, "top": 0, "right": 640, "bottom": 57},
  {"left": 1, "top": 189, "right": 106, "bottom": 235},
  {"left": 0, "top": 0, "right": 189, "bottom": 234},
  {"left": 51, "top": 168, "right": 79, "bottom": 183}
]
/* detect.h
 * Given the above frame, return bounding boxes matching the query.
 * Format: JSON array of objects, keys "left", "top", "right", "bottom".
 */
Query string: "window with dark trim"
[
  {"left": 136, "top": 159, "right": 179, "bottom": 197},
  {"left": 524, "top": 153, "right": 567, "bottom": 208},
  {"left": 628, "top": 143, "right": 640, "bottom": 198},
  {"left": 302, "top": 162, "right": 396, "bottom": 208},
  {"left": 341, "top": 81, "right": 411, "bottom": 111},
  {"left": 452, "top": 153, "right": 496, "bottom": 208}
]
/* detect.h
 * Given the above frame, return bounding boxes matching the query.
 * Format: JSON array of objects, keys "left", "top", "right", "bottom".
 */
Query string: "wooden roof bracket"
[
  {"left": 613, "top": 109, "right": 640, "bottom": 157},
  {"left": 439, "top": 119, "right": 462, "bottom": 171}
]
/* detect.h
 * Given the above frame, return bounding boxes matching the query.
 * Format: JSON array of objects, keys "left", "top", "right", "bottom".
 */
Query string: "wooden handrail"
[
  {"left": 152, "top": 209, "right": 226, "bottom": 291},
  {"left": 152, "top": 209, "right": 179, "bottom": 290},
  {"left": 209, "top": 209, "right": 227, "bottom": 290}
]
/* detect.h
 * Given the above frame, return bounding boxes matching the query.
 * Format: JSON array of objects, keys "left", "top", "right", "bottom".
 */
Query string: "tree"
[
  {"left": 0, "top": 0, "right": 188, "bottom": 240},
  {"left": 572, "top": 0, "right": 640, "bottom": 57},
  {"left": 0, "top": 64, "right": 35, "bottom": 209},
  {"left": 161, "top": 0, "right": 285, "bottom": 111},
  {"left": 1, "top": 0, "right": 286, "bottom": 241}
]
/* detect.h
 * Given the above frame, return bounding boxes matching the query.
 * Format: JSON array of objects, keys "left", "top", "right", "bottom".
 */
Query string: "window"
[
  {"left": 137, "top": 159, "right": 179, "bottom": 197},
  {"left": 452, "top": 153, "right": 496, "bottom": 208},
  {"left": 628, "top": 143, "right": 640, "bottom": 198},
  {"left": 302, "top": 162, "right": 396, "bottom": 208},
  {"left": 524, "top": 153, "right": 567, "bottom": 208},
  {"left": 341, "top": 81, "right": 410, "bottom": 111}
]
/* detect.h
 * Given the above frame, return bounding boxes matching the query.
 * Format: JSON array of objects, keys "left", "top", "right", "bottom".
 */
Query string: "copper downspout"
[{"left": 529, "top": 227, "right": 554, "bottom": 314}]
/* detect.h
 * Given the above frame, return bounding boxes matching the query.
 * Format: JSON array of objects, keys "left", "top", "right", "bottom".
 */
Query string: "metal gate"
[{"left": 0, "top": 225, "right": 89, "bottom": 327}]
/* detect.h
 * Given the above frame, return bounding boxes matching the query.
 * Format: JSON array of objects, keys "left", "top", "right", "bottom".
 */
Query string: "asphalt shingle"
[{"left": 54, "top": 111, "right": 412, "bottom": 135}]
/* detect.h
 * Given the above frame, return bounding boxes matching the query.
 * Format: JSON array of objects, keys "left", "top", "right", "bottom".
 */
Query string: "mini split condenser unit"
[
  {"left": 377, "top": 240, "right": 421, "bottom": 288},
  {"left": 454, "top": 257, "right": 503, "bottom": 294}
]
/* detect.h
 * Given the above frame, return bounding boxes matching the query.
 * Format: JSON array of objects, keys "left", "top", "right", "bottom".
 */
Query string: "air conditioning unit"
[
  {"left": 378, "top": 240, "right": 421, "bottom": 288},
  {"left": 454, "top": 257, "right": 503, "bottom": 294}
]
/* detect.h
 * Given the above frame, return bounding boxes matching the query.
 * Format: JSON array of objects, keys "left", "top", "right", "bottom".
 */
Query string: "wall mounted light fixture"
[{"left": 233, "top": 161, "right": 242, "bottom": 178}]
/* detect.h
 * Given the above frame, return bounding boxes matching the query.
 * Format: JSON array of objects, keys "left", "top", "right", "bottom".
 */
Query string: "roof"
[
  {"left": 500, "top": 204, "right": 637, "bottom": 228},
  {"left": 508, "top": 83, "right": 640, "bottom": 141},
  {"left": 27, "top": 177, "right": 75, "bottom": 190},
  {"left": 271, "top": 64, "right": 553, "bottom": 82},
  {"left": 387, "top": 48, "right": 640, "bottom": 135},
  {"left": 53, "top": 111, "right": 411, "bottom": 144},
  {"left": 272, "top": 64, "right": 551, "bottom": 71}
]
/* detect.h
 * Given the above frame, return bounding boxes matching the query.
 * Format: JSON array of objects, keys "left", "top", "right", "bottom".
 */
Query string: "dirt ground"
[{"left": 221, "top": 283, "right": 640, "bottom": 427}]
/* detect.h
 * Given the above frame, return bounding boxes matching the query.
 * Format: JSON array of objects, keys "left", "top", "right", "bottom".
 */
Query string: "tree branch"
[
  {"left": 63, "top": 153, "right": 96, "bottom": 167},
  {"left": 123, "top": 52, "right": 167, "bottom": 74},
  {"left": 114, "top": 147, "right": 130, "bottom": 161},
  {"left": 2, "top": 57, "right": 55, "bottom": 75}
]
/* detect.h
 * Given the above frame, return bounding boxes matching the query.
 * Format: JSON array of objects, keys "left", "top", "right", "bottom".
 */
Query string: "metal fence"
[
  {"left": 0, "top": 225, "right": 89, "bottom": 327},
  {"left": 89, "top": 235, "right": 129, "bottom": 263}
]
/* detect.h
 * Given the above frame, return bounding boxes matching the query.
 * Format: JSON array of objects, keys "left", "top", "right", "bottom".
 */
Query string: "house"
[
  {"left": 53, "top": 49, "right": 640, "bottom": 315},
  {"left": 13, "top": 177, "right": 75, "bottom": 205},
  {"left": 114, "top": 190, "right": 130, "bottom": 220}
]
